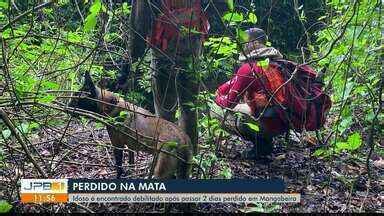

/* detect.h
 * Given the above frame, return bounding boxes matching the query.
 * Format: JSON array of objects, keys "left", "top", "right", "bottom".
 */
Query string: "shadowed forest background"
[{"left": 0, "top": 0, "right": 383, "bottom": 213}]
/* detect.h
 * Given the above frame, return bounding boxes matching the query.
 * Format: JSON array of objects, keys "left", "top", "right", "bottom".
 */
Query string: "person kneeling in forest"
[{"left": 215, "top": 28, "right": 332, "bottom": 160}]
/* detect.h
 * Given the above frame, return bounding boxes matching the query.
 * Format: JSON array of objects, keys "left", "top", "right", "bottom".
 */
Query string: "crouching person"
[{"left": 215, "top": 28, "right": 332, "bottom": 160}]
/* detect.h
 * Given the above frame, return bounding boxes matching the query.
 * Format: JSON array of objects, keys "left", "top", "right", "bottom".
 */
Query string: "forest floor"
[{"left": 2, "top": 120, "right": 383, "bottom": 213}]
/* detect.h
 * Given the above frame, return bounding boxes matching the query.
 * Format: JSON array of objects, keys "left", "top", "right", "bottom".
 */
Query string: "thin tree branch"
[
  {"left": 0, "top": 108, "right": 47, "bottom": 177},
  {"left": 0, "top": 1, "right": 54, "bottom": 32}
]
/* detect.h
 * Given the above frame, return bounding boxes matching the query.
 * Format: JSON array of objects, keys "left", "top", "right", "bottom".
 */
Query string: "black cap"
[{"left": 245, "top": 28, "right": 267, "bottom": 44}]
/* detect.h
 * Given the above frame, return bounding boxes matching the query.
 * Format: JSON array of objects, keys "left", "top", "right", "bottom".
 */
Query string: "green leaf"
[
  {"left": 84, "top": 0, "right": 102, "bottom": 32},
  {"left": 95, "top": 122, "right": 104, "bottom": 129},
  {"left": 335, "top": 133, "right": 362, "bottom": 152},
  {"left": 183, "top": 102, "right": 195, "bottom": 108},
  {"left": 84, "top": 14, "right": 97, "bottom": 32},
  {"left": 219, "top": 166, "right": 232, "bottom": 179},
  {"left": 257, "top": 58, "right": 270, "bottom": 69},
  {"left": 17, "top": 123, "right": 29, "bottom": 134},
  {"left": 121, "top": 2, "right": 131, "bottom": 15},
  {"left": 245, "top": 122, "right": 259, "bottom": 132},
  {"left": 119, "top": 111, "right": 129, "bottom": 118},
  {"left": 237, "top": 29, "right": 249, "bottom": 43},
  {"left": 0, "top": 2, "right": 8, "bottom": 9},
  {"left": 313, "top": 148, "right": 325, "bottom": 157},
  {"left": 335, "top": 142, "right": 349, "bottom": 152},
  {"left": 0, "top": 200, "right": 12, "bottom": 213},
  {"left": 163, "top": 141, "right": 178, "bottom": 150},
  {"left": 222, "top": 12, "right": 243, "bottom": 22},
  {"left": 347, "top": 133, "right": 362, "bottom": 150},
  {"left": 1, "top": 129, "right": 11, "bottom": 140},
  {"left": 42, "top": 81, "right": 59, "bottom": 90},
  {"left": 29, "top": 122, "right": 39, "bottom": 131},
  {"left": 226, "top": 0, "right": 234, "bottom": 11},
  {"left": 248, "top": 12, "right": 257, "bottom": 24},
  {"left": 39, "top": 94, "right": 56, "bottom": 103},
  {"left": 89, "top": 0, "right": 102, "bottom": 13}
]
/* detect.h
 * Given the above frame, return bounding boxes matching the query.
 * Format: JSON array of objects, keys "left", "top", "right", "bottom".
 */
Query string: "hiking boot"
[
  {"left": 240, "top": 145, "right": 273, "bottom": 160},
  {"left": 240, "top": 134, "right": 273, "bottom": 160},
  {"left": 241, "top": 146, "right": 259, "bottom": 160}
]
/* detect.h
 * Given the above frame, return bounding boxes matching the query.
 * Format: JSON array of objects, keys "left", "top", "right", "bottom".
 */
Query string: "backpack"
[
  {"left": 150, "top": 0, "right": 209, "bottom": 52},
  {"left": 269, "top": 59, "right": 332, "bottom": 132}
]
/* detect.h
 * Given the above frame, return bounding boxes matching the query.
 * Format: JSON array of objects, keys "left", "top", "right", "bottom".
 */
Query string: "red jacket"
[
  {"left": 215, "top": 62, "right": 288, "bottom": 134},
  {"left": 216, "top": 62, "right": 286, "bottom": 113}
]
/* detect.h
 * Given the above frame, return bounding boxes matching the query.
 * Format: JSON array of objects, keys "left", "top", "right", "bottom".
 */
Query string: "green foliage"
[
  {"left": 226, "top": 0, "right": 234, "bottom": 11},
  {"left": 245, "top": 122, "right": 259, "bottom": 132},
  {"left": 0, "top": 1, "right": 8, "bottom": 9},
  {"left": 312, "top": 0, "right": 382, "bottom": 159},
  {"left": 0, "top": 200, "right": 12, "bottom": 213},
  {"left": 236, "top": 29, "right": 249, "bottom": 43},
  {"left": 193, "top": 152, "right": 221, "bottom": 178},
  {"left": 1, "top": 129, "right": 11, "bottom": 140},
  {"left": 119, "top": 111, "right": 128, "bottom": 118},
  {"left": 218, "top": 165, "right": 232, "bottom": 179},
  {"left": 84, "top": 0, "right": 102, "bottom": 32},
  {"left": 335, "top": 133, "right": 362, "bottom": 152},
  {"left": 313, "top": 132, "right": 363, "bottom": 158},
  {"left": 113, "top": 110, "right": 131, "bottom": 123},
  {"left": 248, "top": 12, "right": 257, "bottom": 24},
  {"left": 0, "top": 2, "right": 381, "bottom": 210},
  {"left": 256, "top": 58, "right": 270, "bottom": 69},
  {"left": 239, "top": 203, "right": 281, "bottom": 213},
  {"left": 222, "top": 12, "right": 244, "bottom": 23},
  {"left": 204, "top": 36, "right": 237, "bottom": 57},
  {"left": 162, "top": 141, "right": 178, "bottom": 150}
]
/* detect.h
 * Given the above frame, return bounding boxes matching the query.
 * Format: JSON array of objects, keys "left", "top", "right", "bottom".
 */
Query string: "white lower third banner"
[{"left": 69, "top": 193, "right": 301, "bottom": 203}]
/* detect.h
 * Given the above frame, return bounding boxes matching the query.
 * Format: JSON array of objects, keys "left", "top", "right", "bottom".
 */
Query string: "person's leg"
[
  {"left": 177, "top": 70, "right": 199, "bottom": 154},
  {"left": 236, "top": 121, "right": 272, "bottom": 158},
  {"left": 236, "top": 107, "right": 277, "bottom": 159},
  {"left": 238, "top": 128, "right": 274, "bottom": 159},
  {"left": 151, "top": 51, "right": 178, "bottom": 122},
  {"left": 174, "top": 36, "right": 202, "bottom": 155}
]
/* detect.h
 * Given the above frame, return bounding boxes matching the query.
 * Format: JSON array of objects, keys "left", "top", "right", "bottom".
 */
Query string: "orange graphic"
[{"left": 21, "top": 193, "right": 68, "bottom": 203}]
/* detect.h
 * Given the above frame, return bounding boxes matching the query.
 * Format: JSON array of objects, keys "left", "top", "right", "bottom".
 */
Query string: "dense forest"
[{"left": 0, "top": 0, "right": 382, "bottom": 213}]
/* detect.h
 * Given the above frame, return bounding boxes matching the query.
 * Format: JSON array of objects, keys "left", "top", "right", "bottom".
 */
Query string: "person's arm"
[
  {"left": 216, "top": 80, "right": 231, "bottom": 96},
  {"left": 215, "top": 80, "right": 232, "bottom": 108},
  {"left": 215, "top": 63, "right": 261, "bottom": 108}
]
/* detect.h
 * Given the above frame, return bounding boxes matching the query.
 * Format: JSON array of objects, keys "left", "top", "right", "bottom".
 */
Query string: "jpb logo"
[
  {"left": 21, "top": 179, "right": 67, "bottom": 193},
  {"left": 23, "top": 182, "right": 65, "bottom": 192}
]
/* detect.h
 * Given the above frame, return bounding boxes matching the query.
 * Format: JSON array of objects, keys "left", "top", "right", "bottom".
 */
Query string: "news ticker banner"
[{"left": 20, "top": 179, "right": 300, "bottom": 204}]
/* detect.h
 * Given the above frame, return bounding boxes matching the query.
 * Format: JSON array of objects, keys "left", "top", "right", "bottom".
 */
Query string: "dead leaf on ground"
[
  {"left": 373, "top": 157, "right": 384, "bottom": 169},
  {"left": 275, "top": 154, "right": 286, "bottom": 160},
  {"left": 304, "top": 136, "right": 317, "bottom": 146}
]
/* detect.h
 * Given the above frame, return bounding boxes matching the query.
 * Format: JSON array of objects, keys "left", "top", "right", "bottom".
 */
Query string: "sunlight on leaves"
[
  {"left": 84, "top": 0, "right": 102, "bottom": 32},
  {"left": 248, "top": 12, "right": 258, "bottom": 24},
  {"left": 245, "top": 122, "right": 260, "bottom": 132},
  {"left": 0, "top": 200, "right": 12, "bottom": 213},
  {"left": 226, "top": 0, "right": 234, "bottom": 11}
]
